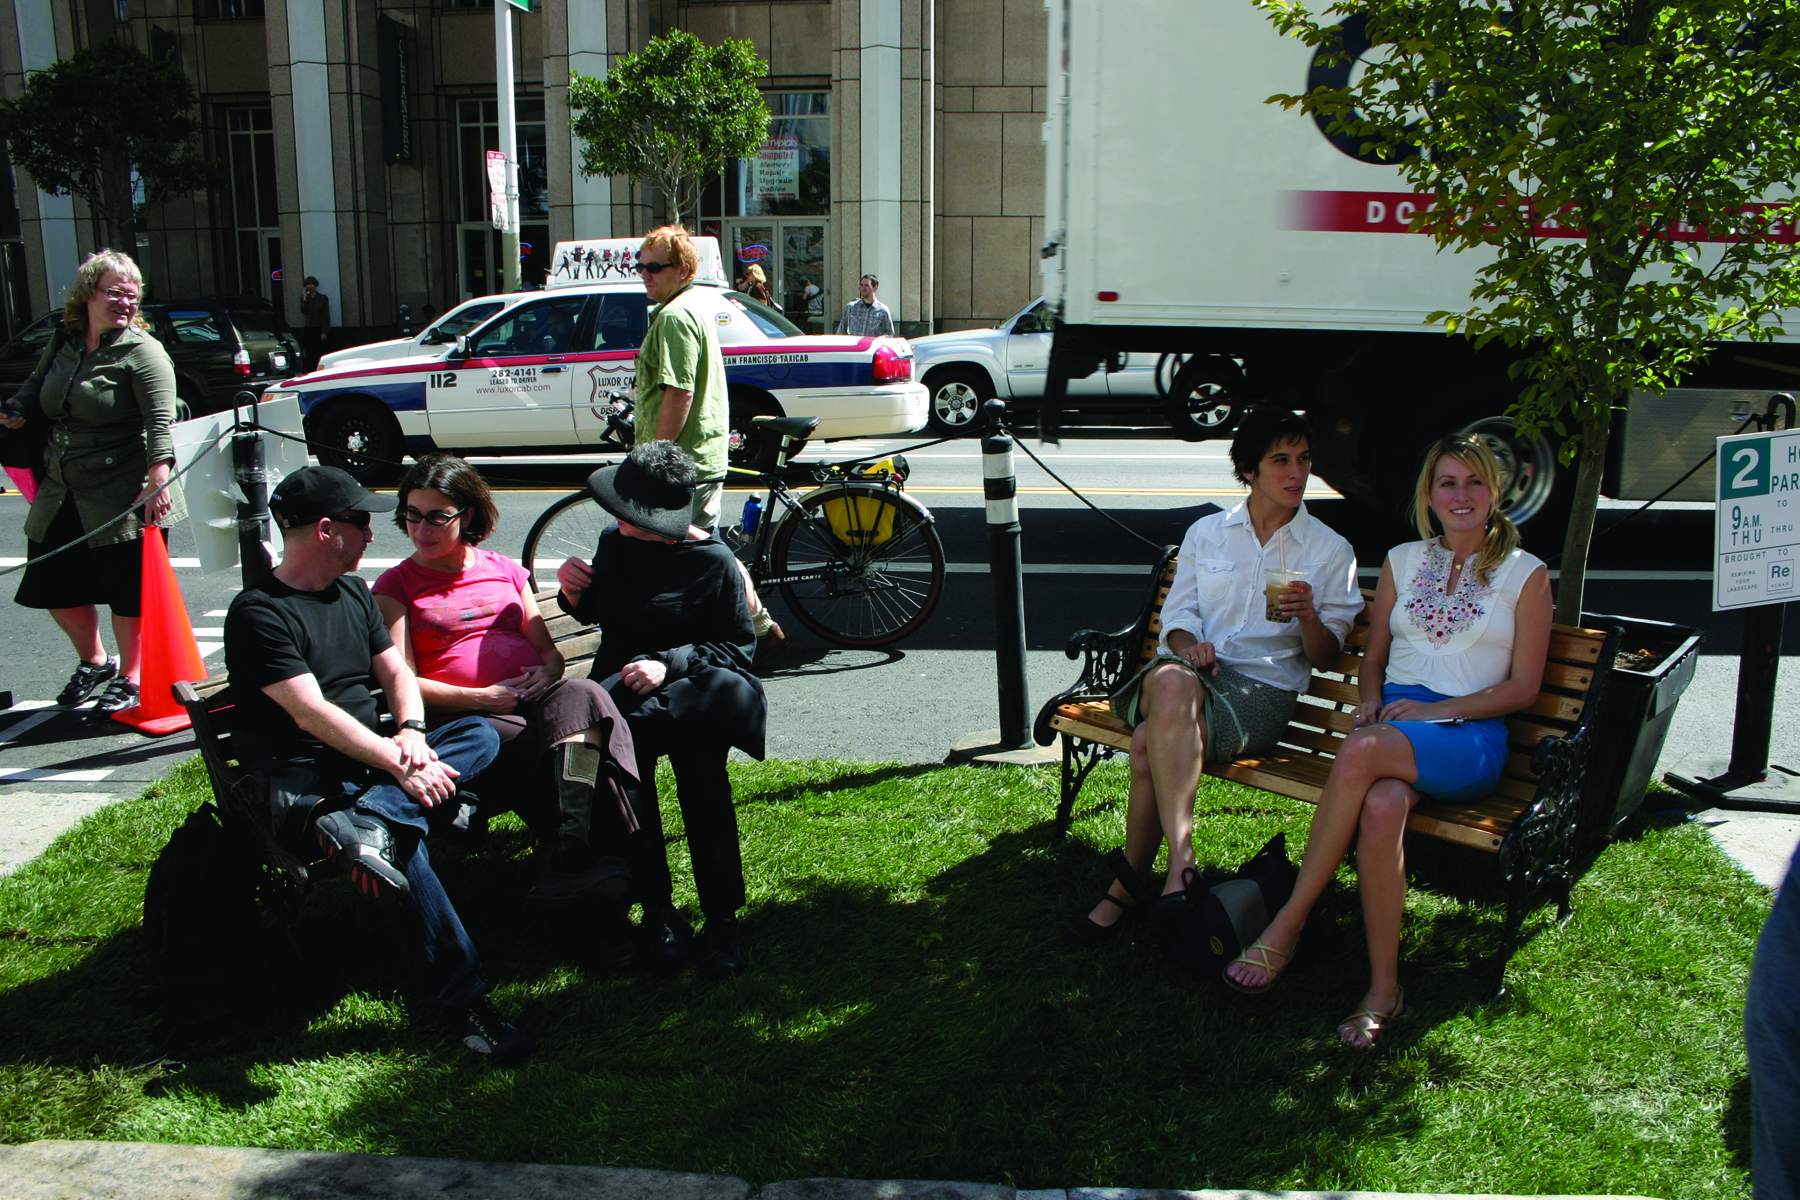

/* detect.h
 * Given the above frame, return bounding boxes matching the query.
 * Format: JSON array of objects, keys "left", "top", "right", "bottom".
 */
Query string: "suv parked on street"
[{"left": 0, "top": 295, "right": 302, "bottom": 419}]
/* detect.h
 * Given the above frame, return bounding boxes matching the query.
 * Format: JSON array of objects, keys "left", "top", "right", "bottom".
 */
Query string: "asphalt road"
[{"left": 0, "top": 426, "right": 1792, "bottom": 815}]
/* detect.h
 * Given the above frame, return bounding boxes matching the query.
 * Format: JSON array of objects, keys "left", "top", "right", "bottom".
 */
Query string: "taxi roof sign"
[{"left": 546, "top": 236, "right": 729, "bottom": 291}]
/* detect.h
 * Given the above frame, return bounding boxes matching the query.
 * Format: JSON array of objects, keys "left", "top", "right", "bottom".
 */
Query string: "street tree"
[
  {"left": 568, "top": 30, "right": 769, "bottom": 228},
  {"left": 0, "top": 38, "right": 213, "bottom": 258},
  {"left": 1263, "top": 0, "right": 1800, "bottom": 623}
]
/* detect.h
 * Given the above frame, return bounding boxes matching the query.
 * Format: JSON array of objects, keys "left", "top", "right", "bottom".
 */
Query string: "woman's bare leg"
[
  {"left": 1224, "top": 723, "right": 1418, "bottom": 989},
  {"left": 1343, "top": 775, "right": 1420, "bottom": 1043},
  {"left": 49, "top": 605, "right": 105, "bottom": 665},
  {"left": 112, "top": 614, "right": 141, "bottom": 681},
  {"left": 1139, "top": 663, "right": 1208, "bottom": 896}
]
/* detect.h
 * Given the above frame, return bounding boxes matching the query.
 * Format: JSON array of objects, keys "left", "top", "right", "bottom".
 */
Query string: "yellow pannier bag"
[{"left": 820, "top": 489, "right": 898, "bottom": 548}]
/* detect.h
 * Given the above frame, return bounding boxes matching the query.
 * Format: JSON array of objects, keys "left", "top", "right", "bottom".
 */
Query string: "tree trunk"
[{"left": 1553, "top": 416, "right": 1614, "bottom": 627}]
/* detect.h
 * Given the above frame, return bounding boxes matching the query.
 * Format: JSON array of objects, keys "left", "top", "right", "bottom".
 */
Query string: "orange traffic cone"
[{"left": 113, "top": 526, "right": 207, "bottom": 736}]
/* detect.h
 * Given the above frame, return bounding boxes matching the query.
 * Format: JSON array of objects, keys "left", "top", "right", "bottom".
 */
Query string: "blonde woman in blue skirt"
[{"left": 1225, "top": 432, "right": 1553, "bottom": 1048}]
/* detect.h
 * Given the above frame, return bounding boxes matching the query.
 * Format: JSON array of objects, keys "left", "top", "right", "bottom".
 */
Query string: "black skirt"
[{"left": 14, "top": 494, "right": 145, "bottom": 616}]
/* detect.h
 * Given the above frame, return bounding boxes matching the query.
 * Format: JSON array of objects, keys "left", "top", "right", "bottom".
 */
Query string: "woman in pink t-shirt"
[{"left": 373, "top": 455, "right": 639, "bottom": 916}]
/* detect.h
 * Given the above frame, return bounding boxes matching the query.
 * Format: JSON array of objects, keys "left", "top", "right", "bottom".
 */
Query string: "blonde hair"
[
  {"left": 61, "top": 249, "right": 149, "bottom": 333},
  {"left": 744, "top": 263, "right": 766, "bottom": 285},
  {"left": 1409, "top": 432, "right": 1522, "bottom": 586},
  {"left": 640, "top": 225, "right": 697, "bottom": 277}
]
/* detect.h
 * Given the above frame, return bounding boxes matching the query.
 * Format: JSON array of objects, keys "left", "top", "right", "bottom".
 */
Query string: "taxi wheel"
[
  {"left": 313, "top": 399, "right": 404, "bottom": 485},
  {"left": 925, "top": 368, "right": 993, "bottom": 436}
]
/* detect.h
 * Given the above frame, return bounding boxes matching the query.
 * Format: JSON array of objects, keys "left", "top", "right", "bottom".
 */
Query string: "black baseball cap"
[{"left": 269, "top": 465, "right": 397, "bottom": 530}]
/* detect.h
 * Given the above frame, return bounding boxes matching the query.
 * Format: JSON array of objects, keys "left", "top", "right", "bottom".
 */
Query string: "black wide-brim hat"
[{"left": 586, "top": 456, "right": 695, "bottom": 542}]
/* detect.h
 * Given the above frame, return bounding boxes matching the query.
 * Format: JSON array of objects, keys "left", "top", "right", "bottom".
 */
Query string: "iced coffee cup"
[{"left": 1264, "top": 568, "right": 1307, "bottom": 623}]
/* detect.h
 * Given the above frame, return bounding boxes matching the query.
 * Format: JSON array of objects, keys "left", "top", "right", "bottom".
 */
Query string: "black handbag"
[{"left": 0, "top": 327, "right": 60, "bottom": 473}]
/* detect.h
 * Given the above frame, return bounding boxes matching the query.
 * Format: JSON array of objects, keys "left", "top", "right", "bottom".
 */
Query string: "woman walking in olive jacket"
[{"left": 0, "top": 249, "right": 186, "bottom": 714}]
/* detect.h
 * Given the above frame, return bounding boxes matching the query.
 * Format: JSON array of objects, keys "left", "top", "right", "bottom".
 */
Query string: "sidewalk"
[{"left": 0, "top": 1141, "right": 1658, "bottom": 1200}]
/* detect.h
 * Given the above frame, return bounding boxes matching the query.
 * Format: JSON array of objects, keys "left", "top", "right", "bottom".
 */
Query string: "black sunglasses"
[
  {"left": 325, "top": 510, "right": 372, "bottom": 529},
  {"left": 633, "top": 260, "right": 680, "bottom": 275}
]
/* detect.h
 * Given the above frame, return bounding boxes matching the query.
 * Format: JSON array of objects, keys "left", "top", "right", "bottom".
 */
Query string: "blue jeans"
[
  {"left": 261, "top": 716, "right": 501, "bottom": 1014},
  {"left": 1748, "top": 845, "right": 1800, "bottom": 1200}
]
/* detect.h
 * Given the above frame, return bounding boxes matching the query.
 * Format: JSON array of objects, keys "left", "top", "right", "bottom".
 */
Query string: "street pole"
[
  {"left": 984, "top": 401, "right": 1032, "bottom": 749},
  {"left": 496, "top": 0, "right": 521, "bottom": 292},
  {"left": 232, "top": 391, "right": 273, "bottom": 592}
]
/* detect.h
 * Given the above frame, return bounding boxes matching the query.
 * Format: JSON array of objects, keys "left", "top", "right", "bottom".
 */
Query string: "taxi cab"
[{"left": 266, "top": 237, "right": 928, "bottom": 481}]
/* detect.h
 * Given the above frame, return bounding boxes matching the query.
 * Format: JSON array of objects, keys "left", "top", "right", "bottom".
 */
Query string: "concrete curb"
[{"left": 0, "top": 1141, "right": 1662, "bottom": 1200}]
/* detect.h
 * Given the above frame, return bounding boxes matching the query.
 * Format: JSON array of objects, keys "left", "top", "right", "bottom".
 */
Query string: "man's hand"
[
  {"left": 558, "top": 556, "right": 592, "bottom": 602},
  {"left": 392, "top": 727, "right": 437, "bottom": 771},
  {"left": 620, "top": 658, "right": 667, "bottom": 695},
  {"left": 395, "top": 757, "right": 461, "bottom": 808},
  {"left": 1175, "top": 640, "right": 1221, "bottom": 676}
]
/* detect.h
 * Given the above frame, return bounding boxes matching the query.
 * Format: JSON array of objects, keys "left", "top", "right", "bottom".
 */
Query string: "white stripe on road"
[
  {"left": 0, "top": 707, "right": 69, "bottom": 744},
  {"left": 0, "top": 767, "right": 115, "bottom": 783}
]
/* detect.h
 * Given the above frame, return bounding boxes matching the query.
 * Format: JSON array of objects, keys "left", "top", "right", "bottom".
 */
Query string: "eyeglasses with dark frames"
[{"left": 401, "top": 506, "right": 468, "bottom": 527}]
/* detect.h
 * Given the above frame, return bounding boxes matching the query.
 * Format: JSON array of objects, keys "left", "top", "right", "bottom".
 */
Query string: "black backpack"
[
  {"left": 142, "top": 801, "right": 268, "bottom": 1013},
  {"left": 1110, "top": 832, "right": 1299, "bottom": 977}
]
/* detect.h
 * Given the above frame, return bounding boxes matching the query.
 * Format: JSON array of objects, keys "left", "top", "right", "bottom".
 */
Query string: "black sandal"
[{"left": 1062, "top": 891, "right": 1133, "bottom": 947}]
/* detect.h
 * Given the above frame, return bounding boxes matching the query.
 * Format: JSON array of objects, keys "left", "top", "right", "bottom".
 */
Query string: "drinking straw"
[{"left": 1279, "top": 525, "right": 1288, "bottom": 580}]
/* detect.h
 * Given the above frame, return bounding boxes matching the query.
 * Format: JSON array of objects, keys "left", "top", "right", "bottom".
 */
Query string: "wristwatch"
[{"left": 398, "top": 719, "right": 427, "bottom": 734}]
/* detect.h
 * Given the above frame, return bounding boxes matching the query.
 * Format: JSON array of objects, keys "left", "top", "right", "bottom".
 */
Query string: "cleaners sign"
[{"left": 1715, "top": 427, "right": 1800, "bottom": 611}]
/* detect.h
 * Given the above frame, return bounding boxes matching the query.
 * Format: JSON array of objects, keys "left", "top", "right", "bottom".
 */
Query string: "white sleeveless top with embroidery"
[{"left": 1384, "top": 540, "right": 1545, "bottom": 699}]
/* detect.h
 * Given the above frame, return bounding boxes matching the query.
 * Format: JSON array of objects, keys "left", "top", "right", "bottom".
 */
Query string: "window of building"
[
  {"left": 442, "top": 0, "right": 496, "bottom": 8},
  {"left": 224, "top": 105, "right": 282, "bottom": 309},
  {"left": 198, "top": 0, "right": 265, "bottom": 18},
  {"left": 701, "top": 92, "right": 830, "bottom": 219}
]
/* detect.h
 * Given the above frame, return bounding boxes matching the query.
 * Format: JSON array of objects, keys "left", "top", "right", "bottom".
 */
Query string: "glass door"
[{"left": 726, "top": 219, "right": 830, "bottom": 334}]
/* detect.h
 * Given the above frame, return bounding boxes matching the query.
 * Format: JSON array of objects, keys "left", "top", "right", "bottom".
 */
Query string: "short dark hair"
[
  {"left": 394, "top": 454, "right": 499, "bottom": 544},
  {"left": 303, "top": 276, "right": 319, "bottom": 286},
  {"left": 860, "top": 274, "right": 879, "bottom": 287},
  {"left": 1228, "top": 407, "right": 1313, "bottom": 484},
  {"left": 630, "top": 440, "right": 698, "bottom": 488}
]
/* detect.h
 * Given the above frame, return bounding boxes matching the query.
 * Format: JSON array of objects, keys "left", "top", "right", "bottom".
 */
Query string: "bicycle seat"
[{"left": 753, "top": 415, "right": 820, "bottom": 439}]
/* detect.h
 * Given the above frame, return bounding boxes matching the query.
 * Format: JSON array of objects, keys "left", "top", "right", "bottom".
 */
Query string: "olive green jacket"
[{"left": 18, "top": 323, "right": 187, "bottom": 549}]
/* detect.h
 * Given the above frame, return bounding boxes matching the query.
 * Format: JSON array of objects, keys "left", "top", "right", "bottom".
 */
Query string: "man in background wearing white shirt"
[{"left": 1063, "top": 407, "right": 1362, "bottom": 948}]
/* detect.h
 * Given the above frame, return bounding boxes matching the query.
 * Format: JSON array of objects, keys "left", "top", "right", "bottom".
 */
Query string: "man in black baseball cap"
[
  {"left": 268, "top": 464, "right": 397, "bottom": 531},
  {"left": 222, "top": 464, "right": 531, "bottom": 1063}
]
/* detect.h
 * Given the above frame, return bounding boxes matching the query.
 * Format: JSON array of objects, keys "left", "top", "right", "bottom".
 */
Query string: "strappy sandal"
[
  {"left": 1222, "top": 937, "right": 1294, "bottom": 995},
  {"left": 1336, "top": 988, "right": 1410, "bottom": 1049},
  {"left": 1062, "top": 892, "right": 1133, "bottom": 948}
]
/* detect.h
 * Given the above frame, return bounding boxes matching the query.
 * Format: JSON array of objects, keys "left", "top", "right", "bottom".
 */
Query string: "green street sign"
[{"left": 502, "top": 0, "right": 531, "bottom": 11}]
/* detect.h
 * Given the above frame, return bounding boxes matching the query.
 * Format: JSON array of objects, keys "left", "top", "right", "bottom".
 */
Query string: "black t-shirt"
[{"left": 223, "top": 573, "right": 394, "bottom": 768}]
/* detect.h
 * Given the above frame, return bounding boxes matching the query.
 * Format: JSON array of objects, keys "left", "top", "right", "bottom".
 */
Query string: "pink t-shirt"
[{"left": 372, "top": 548, "right": 541, "bottom": 688}]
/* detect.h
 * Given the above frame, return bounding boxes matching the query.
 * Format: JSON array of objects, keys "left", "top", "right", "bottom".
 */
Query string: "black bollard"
[
  {"left": 1729, "top": 602, "right": 1787, "bottom": 781},
  {"left": 232, "top": 391, "right": 273, "bottom": 591},
  {"left": 983, "top": 399, "right": 1032, "bottom": 750}
]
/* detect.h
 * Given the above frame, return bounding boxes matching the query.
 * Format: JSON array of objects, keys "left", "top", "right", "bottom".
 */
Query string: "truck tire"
[
  {"left": 924, "top": 367, "right": 993, "bottom": 436},
  {"left": 312, "top": 399, "right": 404, "bottom": 485},
  {"left": 1164, "top": 355, "right": 1244, "bottom": 441},
  {"left": 1461, "top": 415, "right": 1559, "bottom": 526}
]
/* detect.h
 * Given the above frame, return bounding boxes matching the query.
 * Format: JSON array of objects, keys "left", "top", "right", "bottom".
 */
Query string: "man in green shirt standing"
[
  {"left": 633, "top": 226, "right": 729, "bottom": 531},
  {"left": 631, "top": 226, "right": 783, "bottom": 659}
]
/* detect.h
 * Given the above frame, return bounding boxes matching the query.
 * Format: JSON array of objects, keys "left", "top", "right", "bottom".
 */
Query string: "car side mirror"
[
  {"left": 421, "top": 328, "right": 446, "bottom": 345},
  {"left": 449, "top": 335, "right": 469, "bottom": 360}
]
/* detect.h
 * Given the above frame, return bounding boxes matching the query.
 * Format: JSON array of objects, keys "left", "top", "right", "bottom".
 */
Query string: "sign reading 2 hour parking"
[{"left": 1714, "top": 428, "right": 1800, "bottom": 611}]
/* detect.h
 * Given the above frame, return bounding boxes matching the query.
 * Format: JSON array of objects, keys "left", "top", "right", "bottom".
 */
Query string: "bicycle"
[{"left": 520, "top": 413, "right": 948, "bottom": 649}]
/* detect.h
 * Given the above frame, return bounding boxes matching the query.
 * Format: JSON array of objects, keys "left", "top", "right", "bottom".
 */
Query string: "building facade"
[{"left": 0, "top": 0, "right": 1047, "bottom": 347}]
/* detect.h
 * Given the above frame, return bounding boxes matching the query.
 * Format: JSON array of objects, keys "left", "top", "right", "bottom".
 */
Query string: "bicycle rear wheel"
[
  {"left": 768, "top": 484, "right": 946, "bottom": 647},
  {"left": 521, "top": 491, "right": 609, "bottom": 585}
]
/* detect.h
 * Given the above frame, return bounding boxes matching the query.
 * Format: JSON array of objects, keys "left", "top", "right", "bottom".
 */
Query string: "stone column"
[{"left": 267, "top": 0, "right": 341, "bottom": 330}]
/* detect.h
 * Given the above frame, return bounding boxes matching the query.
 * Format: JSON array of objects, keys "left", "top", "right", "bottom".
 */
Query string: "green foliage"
[
  {"left": 0, "top": 756, "right": 1764, "bottom": 1195},
  {"left": 567, "top": 31, "right": 769, "bottom": 227},
  {"left": 0, "top": 38, "right": 214, "bottom": 255}
]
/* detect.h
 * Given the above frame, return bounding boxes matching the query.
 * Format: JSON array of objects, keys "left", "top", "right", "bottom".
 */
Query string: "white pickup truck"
[{"left": 1038, "top": 0, "right": 1800, "bottom": 533}]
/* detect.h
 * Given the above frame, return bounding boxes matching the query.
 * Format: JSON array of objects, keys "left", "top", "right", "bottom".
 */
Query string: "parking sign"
[{"left": 1714, "top": 427, "right": 1800, "bottom": 610}]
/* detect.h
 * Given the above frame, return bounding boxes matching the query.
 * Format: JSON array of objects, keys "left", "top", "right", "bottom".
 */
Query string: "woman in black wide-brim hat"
[{"left": 554, "top": 439, "right": 766, "bottom": 980}]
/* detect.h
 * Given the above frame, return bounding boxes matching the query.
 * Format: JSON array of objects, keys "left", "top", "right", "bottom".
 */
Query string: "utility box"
[{"left": 1606, "top": 389, "right": 1770, "bottom": 502}]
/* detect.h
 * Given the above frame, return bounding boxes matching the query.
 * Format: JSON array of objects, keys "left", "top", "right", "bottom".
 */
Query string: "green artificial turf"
[{"left": 0, "top": 755, "right": 1768, "bottom": 1196}]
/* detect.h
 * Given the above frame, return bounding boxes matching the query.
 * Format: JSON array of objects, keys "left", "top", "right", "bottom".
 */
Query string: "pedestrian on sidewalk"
[
  {"left": 2, "top": 249, "right": 187, "bottom": 715},
  {"left": 1748, "top": 843, "right": 1800, "bottom": 1200},
  {"left": 838, "top": 274, "right": 894, "bottom": 338},
  {"left": 300, "top": 276, "right": 331, "bottom": 370}
]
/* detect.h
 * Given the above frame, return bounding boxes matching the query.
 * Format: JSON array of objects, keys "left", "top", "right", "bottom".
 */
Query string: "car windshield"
[
  {"left": 225, "top": 306, "right": 288, "bottom": 340},
  {"left": 3, "top": 313, "right": 58, "bottom": 360},
  {"left": 724, "top": 290, "right": 805, "bottom": 338},
  {"left": 430, "top": 301, "right": 504, "bottom": 340}
]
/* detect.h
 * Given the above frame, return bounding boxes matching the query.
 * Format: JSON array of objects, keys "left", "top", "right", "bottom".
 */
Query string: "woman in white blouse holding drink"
[
  {"left": 1064, "top": 409, "right": 1363, "bottom": 946},
  {"left": 1224, "top": 432, "right": 1553, "bottom": 1049}
]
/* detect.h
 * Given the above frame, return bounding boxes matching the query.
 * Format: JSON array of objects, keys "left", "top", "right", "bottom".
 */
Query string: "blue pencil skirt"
[{"left": 1381, "top": 683, "right": 1508, "bottom": 802}]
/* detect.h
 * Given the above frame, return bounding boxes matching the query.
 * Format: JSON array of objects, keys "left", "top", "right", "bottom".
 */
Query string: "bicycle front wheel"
[
  {"left": 768, "top": 484, "right": 946, "bottom": 648},
  {"left": 521, "top": 491, "right": 609, "bottom": 585}
]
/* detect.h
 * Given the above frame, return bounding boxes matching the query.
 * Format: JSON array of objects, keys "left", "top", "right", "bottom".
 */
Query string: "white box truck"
[{"left": 1038, "top": 0, "right": 1800, "bottom": 533}]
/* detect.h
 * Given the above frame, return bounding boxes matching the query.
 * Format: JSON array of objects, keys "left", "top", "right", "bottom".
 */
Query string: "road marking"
[
  {"left": 0, "top": 707, "right": 68, "bottom": 744},
  {"left": 0, "top": 767, "right": 115, "bottom": 783},
  {"left": 4, "top": 701, "right": 57, "bottom": 712}
]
